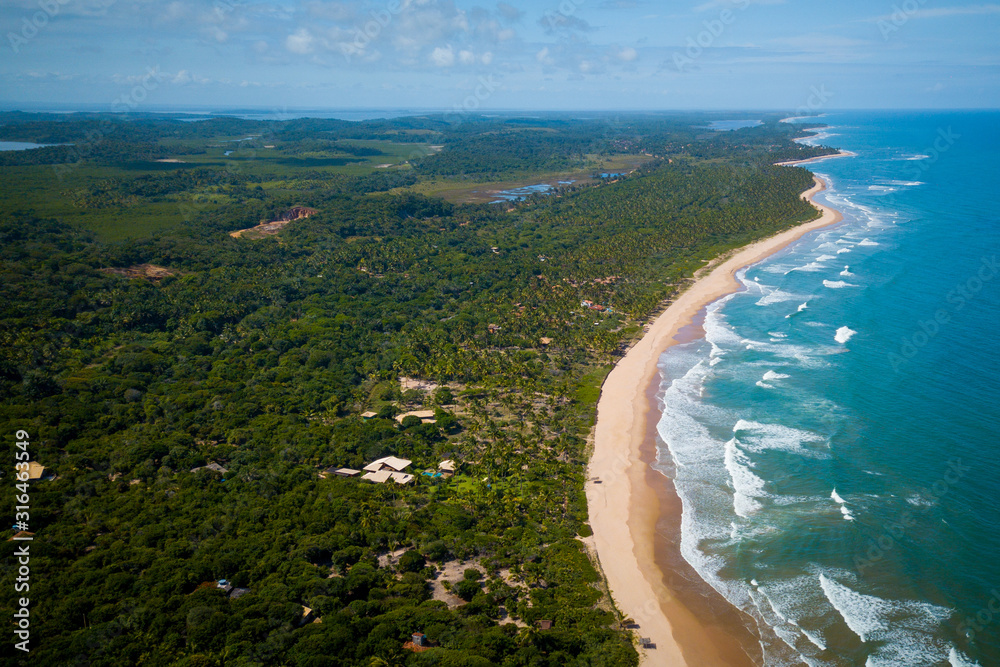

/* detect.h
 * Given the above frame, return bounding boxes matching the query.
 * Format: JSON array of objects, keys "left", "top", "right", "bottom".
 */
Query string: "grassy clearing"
[{"left": 400, "top": 153, "right": 655, "bottom": 204}]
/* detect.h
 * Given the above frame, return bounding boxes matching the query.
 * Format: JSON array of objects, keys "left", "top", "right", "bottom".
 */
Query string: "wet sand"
[{"left": 587, "top": 175, "right": 843, "bottom": 665}]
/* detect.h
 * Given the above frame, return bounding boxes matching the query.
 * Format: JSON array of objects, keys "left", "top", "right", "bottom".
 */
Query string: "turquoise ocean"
[{"left": 654, "top": 111, "right": 1000, "bottom": 666}]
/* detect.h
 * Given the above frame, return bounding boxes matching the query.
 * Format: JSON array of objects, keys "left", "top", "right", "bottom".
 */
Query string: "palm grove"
[{"left": 0, "top": 111, "right": 831, "bottom": 665}]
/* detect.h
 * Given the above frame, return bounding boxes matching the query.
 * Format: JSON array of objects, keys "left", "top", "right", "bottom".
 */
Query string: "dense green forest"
[{"left": 0, "top": 111, "right": 833, "bottom": 665}]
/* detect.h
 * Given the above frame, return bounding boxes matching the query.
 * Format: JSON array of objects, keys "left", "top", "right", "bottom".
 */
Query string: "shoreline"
[
  {"left": 586, "top": 174, "right": 844, "bottom": 665},
  {"left": 775, "top": 148, "right": 855, "bottom": 166}
]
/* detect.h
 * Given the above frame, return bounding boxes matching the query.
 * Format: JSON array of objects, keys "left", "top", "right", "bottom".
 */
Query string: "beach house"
[{"left": 362, "top": 456, "right": 415, "bottom": 485}]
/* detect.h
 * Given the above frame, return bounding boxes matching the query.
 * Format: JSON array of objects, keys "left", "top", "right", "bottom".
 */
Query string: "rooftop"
[
  {"left": 190, "top": 462, "right": 228, "bottom": 474},
  {"left": 395, "top": 410, "right": 436, "bottom": 424},
  {"left": 362, "top": 469, "right": 393, "bottom": 484},
  {"left": 19, "top": 461, "right": 46, "bottom": 480},
  {"left": 363, "top": 456, "right": 412, "bottom": 473}
]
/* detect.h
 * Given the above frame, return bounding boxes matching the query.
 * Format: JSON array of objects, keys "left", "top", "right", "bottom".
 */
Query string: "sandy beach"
[
  {"left": 775, "top": 148, "right": 855, "bottom": 167},
  {"left": 586, "top": 174, "right": 843, "bottom": 665}
]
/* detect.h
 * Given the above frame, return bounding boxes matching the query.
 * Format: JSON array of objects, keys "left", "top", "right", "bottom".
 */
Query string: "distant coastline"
[
  {"left": 586, "top": 173, "right": 845, "bottom": 665},
  {"left": 775, "top": 148, "right": 856, "bottom": 167}
]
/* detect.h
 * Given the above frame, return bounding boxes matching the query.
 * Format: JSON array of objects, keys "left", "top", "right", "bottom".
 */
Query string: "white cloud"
[
  {"left": 286, "top": 28, "right": 315, "bottom": 55},
  {"left": 536, "top": 47, "right": 554, "bottom": 65},
  {"left": 618, "top": 46, "right": 638, "bottom": 61},
  {"left": 430, "top": 45, "right": 455, "bottom": 66},
  {"left": 459, "top": 49, "right": 476, "bottom": 64},
  {"left": 481, "top": 51, "right": 494, "bottom": 65},
  {"left": 390, "top": 4, "right": 471, "bottom": 56}
]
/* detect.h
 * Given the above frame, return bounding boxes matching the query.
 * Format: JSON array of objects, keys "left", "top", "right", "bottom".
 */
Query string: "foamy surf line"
[{"left": 587, "top": 174, "right": 846, "bottom": 665}]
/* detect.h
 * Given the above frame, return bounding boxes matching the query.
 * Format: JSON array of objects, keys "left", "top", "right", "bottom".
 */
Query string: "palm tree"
[{"left": 516, "top": 625, "right": 540, "bottom": 648}]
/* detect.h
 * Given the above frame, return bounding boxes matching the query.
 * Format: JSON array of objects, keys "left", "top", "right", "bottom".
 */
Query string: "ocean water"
[
  {"left": 0, "top": 140, "right": 57, "bottom": 151},
  {"left": 654, "top": 111, "right": 1000, "bottom": 666}
]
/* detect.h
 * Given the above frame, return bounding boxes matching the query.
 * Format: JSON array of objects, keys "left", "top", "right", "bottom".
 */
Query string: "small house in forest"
[
  {"left": 395, "top": 411, "right": 436, "bottom": 424},
  {"left": 190, "top": 462, "right": 228, "bottom": 475},
  {"left": 363, "top": 456, "right": 412, "bottom": 473},
  {"left": 17, "top": 461, "right": 46, "bottom": 480}
]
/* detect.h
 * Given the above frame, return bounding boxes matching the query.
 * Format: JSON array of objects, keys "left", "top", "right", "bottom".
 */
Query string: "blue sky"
[{"left": 2, "top": 0, "right": 998, "bottom": 111}]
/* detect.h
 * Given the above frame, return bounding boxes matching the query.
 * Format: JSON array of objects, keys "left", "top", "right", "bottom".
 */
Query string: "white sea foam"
[
  {"left": 756, "top": 381, "right": 774, "bottom": 389},
  {"left": 831, "top": 488, "right": 855, "bottom": 520},
  {"left": 746, "top": 575, "right": 845, "bottom": 664},
  {"left": 819, "top": 572, "right": 953, "bottom": 660},
  {"left": 902, "top": 154, "right": 930, "bottom": 161},
  {"left": 840, "top": 266, "right": 855, "bottom": 277},
  {"left": 869, "top": 185, "right": 898, "bottom": 193},
  {"left": 763, "top": 370, "right": 791, "bottom": 381},
  {"left": 889, "top": 180, "right": 924, "bottom": 186},
  {"left": 858, "top": 238, "right": 880, "bottom": 246},
  {"left": 801, "top": 629, "right": 827, "bottom": 651},
  {"left": 835, "top": 326, "right": 857, "bottom": 344},
  {"left": 906, "top": 494, "right": 936, "bottom": 508},
  {"left": 724, "top": 437, "right": 766, "bottom": 517},
  {"left": 819, "top": 574, "right": 889, "bottom": 641},
  {"left": 837, "top": 247, "right": 852, "bottom": 254},
  {"left": 733, "top": 419, "right": 826, "bottom": 455},
  {"left": 786, "top": 261, "right": 827, "bottom": 274},
  {"left": 949, "top": 646, "right": 983, "bottom": 667},
  {"left": 704, "top": 296, "right": 740, "bottom": 364},
  {"left": 756, "top": 287, "right": 802, "bottom": 306},
  {"left": 824, "top": 280, "right": 858, "bottom": 289},
  {"left": 785, "top": 301, "right": 808, "bottom": 319},
  {"left": 815, "top": 254, "right": 837, "bottom": 262}
]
